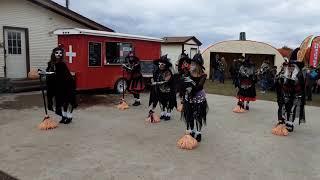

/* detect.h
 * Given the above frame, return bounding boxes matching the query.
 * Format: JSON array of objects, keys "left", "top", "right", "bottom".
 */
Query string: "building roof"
[
  {"left": 26, "top": 0, "right": 114, "bottom": 32},
  {"left": 162, "top": 36, "right": 202, "bottom": 46},
  {"left": 54, "top": 28, "right": 164, "bottom": 42}
]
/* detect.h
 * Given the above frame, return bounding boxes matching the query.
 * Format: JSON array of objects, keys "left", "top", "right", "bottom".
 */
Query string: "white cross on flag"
[{"left": 66, "top": 45, "right": 76, "bottom": 63}]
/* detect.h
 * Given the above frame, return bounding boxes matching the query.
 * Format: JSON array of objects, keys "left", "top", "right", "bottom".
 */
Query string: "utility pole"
[{"left": 66, "top": 0, "right": 69, "bottom": 9}]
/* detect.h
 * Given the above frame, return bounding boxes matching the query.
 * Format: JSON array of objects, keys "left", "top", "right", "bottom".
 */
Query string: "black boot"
[
  {"left": 190, "top": 131, "right": 195, "bottom": 138},
  {"left": 164, "top": 113, "right": 171, "bottom": 121},
  {"left": 160, "top": 112, "right": 166, "bottom": 120},
  {"left": 59, "top": 116, "right": 66, "bottom": 124},
  {"left": 277, "top": 119, "right": 285, "bottom": 125},
  {"left": 64, "top": 118, "right": 72, "bottom": 124},
  {"left": 237, "top": 101, "right": 244, "bottom": 109},
  {"left": 196, "top": 133, "right": 202, "bottom": 142},
  {"left": 132, "top": 101, "right": 141, "bottom": 106},
  {"left": 286, "top": 123, "right": 294, "bottom": 132},
  {"left": 245, "top": 104, "right": 249, "bottom": 110}
]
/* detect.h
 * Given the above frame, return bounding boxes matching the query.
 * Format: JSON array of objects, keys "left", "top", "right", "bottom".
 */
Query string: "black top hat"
[
  {"left": 179, "top": 51, "right": 191, "bottom": 63},
  {"left": 191, "top": 53, "right": 205, "bottom": 70},
  {"left": 159, "top": 55, "right": 172, "bottom": 67}
]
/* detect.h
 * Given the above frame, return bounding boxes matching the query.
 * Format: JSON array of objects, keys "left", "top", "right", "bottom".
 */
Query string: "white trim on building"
[{"left": 54, "top": 28, "right": 164, "bottom": 42}]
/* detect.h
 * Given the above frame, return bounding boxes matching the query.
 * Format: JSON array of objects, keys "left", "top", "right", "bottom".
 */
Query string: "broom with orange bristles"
[
  {"left": 38, "top": 70, "right": 58, "bottom": 130},
  {"left": 117, "top": 66, "right": 129, "bottom": 110}
]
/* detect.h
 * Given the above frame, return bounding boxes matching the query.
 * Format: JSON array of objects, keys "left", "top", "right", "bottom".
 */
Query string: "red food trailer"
[{"left": 53, "top": 28, "right": 163, "bottom": 93}]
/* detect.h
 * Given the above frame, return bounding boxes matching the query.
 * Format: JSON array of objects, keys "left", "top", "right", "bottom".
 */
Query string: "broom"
[
  {"left": 38, "top": 70, "right": 58, "bottom": 130},
  {"left": 177, "top": 85, "right": 198, "bottom": 150},
  {"left": 117, "top": 66, "right": 129, "bottom": 110}
]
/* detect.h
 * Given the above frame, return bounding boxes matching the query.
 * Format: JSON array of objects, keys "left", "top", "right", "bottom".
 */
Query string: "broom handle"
[
  {"left": 39, "top": 74, "right": 48, "bottom": 115},
  {"left": 122, "top": 68, "right": 125, "bottom": 99}
]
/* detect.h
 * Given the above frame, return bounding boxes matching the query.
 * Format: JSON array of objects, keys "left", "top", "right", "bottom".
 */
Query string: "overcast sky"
[{"left": 53, "top": 0, "right": 320, "bottom": 50}]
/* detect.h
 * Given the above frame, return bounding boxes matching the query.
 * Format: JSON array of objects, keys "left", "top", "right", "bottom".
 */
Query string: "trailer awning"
[{"left": 54, "top": 28, "right": 164, "bottom": 42}]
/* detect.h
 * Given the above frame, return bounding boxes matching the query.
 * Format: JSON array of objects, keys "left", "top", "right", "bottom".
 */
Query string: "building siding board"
[
  {"left": 161, "top": 44, "right": 183, "bottom": 73},
  {"left": 0, "top": 0, "right": 89, "bottom": 77}
]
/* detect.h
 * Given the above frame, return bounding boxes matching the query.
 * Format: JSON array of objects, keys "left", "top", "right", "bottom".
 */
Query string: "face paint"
[
  {"left": 190, "top": 64, "right": 196, "bottom": 71},
  {"left": 54, "top": 50, "right": 63, "bottom": 59},
  {"left": 159, "top": 62, "right": 165, "bottom": 70}
]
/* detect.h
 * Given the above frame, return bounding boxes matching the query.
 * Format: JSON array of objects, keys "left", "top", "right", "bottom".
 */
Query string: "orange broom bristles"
[
  {"left": 38, "top": 116, "right": 58, "bottom": 130},
  {"left": 272, "top": 124, "right": 289, "bottom": 136},
  {"left": 117, "top": 99, "right": 129, "bottom": 110},
  {"left": 177, "top": 134, "right": 198, "bottom": 150},
  {"left": 233, "top": 105, "right": 246, "bottom": 113},
  {"left": 145, "top": 112, "right": 160, "bottom": 123}
]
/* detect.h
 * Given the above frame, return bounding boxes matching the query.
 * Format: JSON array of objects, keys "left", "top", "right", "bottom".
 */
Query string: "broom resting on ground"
[
  {"left": 145, "top": 110, "right": 160, "bottom": 123},
  {"left": 177, "top": 132, "right": 198, "bottom": 150},
  {"left": 272, "top": 123, "right": 289, "bottom": 136},
  {"left": 38, "top": 116, "right": 58, "bottom": 130}
]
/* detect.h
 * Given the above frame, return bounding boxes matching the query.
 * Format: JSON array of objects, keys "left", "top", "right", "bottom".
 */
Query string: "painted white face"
[
  {"left": 54, "top": 50, "right": 63, "bottom": 59},
  {"left": 190, "top": 62, "right": 196, "bottom": 71},
  {"left": 159, "top": 62, "right": 166, "bottom": 70}
]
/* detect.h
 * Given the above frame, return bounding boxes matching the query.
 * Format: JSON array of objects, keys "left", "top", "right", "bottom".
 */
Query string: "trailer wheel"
[{"left": 114, "top": 78, "right": 127, "bottom": 94}]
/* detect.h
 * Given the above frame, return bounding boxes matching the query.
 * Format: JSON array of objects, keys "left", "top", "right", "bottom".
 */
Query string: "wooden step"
[
  {"left": 10, "top": 85, "right": 42, "bottom": 93},
  {"left": 9, "top": 78, "right": 43, "bottom": 93}
]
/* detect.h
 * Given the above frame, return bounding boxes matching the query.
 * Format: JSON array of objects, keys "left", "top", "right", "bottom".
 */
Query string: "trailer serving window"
[
  {"left": 140, "top": 60, "right": 156, "bottom": 77},
  {"left": 88, "top": 42, "right": 102, "bottom": 67},
  {"left": 105, "top": 42, "right": 132, "bottom": 64}
]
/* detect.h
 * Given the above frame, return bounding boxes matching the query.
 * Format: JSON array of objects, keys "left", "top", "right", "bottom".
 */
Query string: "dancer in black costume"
[
  {"left": 122, "top": 52, "right": 145, "bottom": 106},
  {"left": 46, "top": 45, "right": 77, "bottom": 124},
  {"left": 274, "top": 49, "right": 306, "bottom": 132},
  {"left": 182, "top": 53, "right": 208, "bottom": 142},
  {"left": 148, "top": 55, "right": 177, "bottom": 121}
]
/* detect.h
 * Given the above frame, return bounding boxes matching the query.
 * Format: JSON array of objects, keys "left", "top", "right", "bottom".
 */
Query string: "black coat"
[{"left": 54, "top": 61, "right": 77, "bottom": 108}]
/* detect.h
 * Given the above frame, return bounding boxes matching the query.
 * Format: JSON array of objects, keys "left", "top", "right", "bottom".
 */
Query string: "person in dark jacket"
[
  {"left": 122, "top": 52, "right": 145, "bottom": 106},
  {"left": 235, "top": 57, "right": 257, "bottom": 111},
  {"left": 47, "top": 46, "right": 77, "bottom": 124},
  {"left": 148, "top": 55, "right": 177, "bottom": 120},
  {"left": 182, "top": 53, "right": 208, "bottom": 142}
]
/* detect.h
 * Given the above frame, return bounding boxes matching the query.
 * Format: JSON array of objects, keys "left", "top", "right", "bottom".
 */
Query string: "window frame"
[
  {"left": 104, "top": 41, "right": 133, "bottom": 65},
  {"left": 88, "top": 41, "right": 103, "bottom": 67},
  {"left": 7, "top": 31, "right": 22, "bottom": 55}
]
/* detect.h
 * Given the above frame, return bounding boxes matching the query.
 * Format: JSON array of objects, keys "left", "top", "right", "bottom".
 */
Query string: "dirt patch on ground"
[
  {"left": 77, "top": 94, "right": 121, "bottom": 109},
  {"left": 0, "top": 93, "right": 124, "bottom": 110},
  {"left": 0, "top": 94, "right": 43, "bottom": 110}
]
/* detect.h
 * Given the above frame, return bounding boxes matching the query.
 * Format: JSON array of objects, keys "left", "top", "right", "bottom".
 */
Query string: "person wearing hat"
[
  {"left": 176, "top": 51, "right": 191, "bottom": 104},
  {"left": 47, "top": 45, "right": 77, "bottom": 124},
  {"left": 148, "top": 55, "right": 177, "bottom": 121},
  {"left": 181, "top": 53, "right": 209, "bottom": 142},
  {"left": 235, "top": 56, "right": 257, "bottom": 111},
  {"left": 273, "top": 49, "right": 306, "bottom": 133},
  {"left": 122, "top": 52, "right": 145, "bottom": 106}
]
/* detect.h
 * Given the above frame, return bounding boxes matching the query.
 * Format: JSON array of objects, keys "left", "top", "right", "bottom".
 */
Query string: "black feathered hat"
[
  {"left": 156, "top": 54, "right": 172, "bottom": 68},
  {"left": 179, "top": 51, "right": 191, "bottom": 63},
  {"left": 289, "top": 48, "right": 304, "bottom": 69},
  {"left": 191, "top": 53, "right": 205, "bottom": 70}
]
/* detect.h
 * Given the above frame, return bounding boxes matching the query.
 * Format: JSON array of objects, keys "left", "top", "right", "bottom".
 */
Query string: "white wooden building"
[
  {"left": 161, "top": 36, "right": 202, "bottom": 73},
  {"left": 0, "top": 0, "right": 114, "bottom": 79}
]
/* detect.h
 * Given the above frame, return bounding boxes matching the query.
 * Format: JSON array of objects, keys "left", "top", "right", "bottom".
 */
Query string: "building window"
[
  {"left": 88, "top": 42, "right": 102, "bottom": 66},
  {"left": 190, "top": 48, "right": 198, "bottom": 58},
  {"left": 7, "top": 31, "right": 22, "bottom": 55},
  {"left": 106, "top": 42, "right": 132, "bottom": 64}
]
